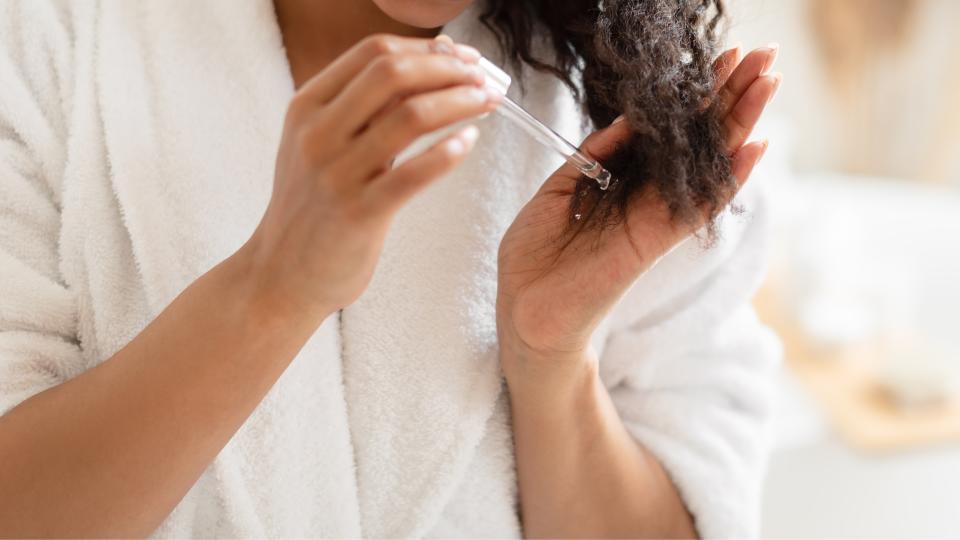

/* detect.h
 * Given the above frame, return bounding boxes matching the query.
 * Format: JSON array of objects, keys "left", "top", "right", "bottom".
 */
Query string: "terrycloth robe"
[{"left": 0, "top": 1, "right": 781, "bottom": 537}]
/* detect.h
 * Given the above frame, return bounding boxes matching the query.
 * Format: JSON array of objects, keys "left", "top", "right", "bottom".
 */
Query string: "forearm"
[
  {"left": 504, "top": 349, "right": 697, "bottom": 539},
  {"left": 0, "top": 246, "right": 326, "bottom": 537}
]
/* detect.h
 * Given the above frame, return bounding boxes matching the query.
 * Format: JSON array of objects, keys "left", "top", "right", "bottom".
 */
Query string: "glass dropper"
[{"left": 478, "top": 58, "right": 613, "bottom": 190}]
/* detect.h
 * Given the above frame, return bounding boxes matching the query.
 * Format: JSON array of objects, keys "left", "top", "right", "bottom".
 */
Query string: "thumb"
[
  {"left": 550, "top": 115, "right": 631, "bottom": 185},
  {"left": 580, "top": 115, "right": 631, "bottom": 161}
]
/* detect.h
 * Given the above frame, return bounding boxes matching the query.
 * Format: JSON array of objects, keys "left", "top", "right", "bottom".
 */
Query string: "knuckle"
[
  {"left": 726, "top": 114, "right": 748, "bottom": 136},
  {"left": 287, "top": 92, "right": 312, "bottom": 119},
  {"left": 373, "top": 55, "right": 410, "bottom": 86},
  {"left": 336, "top": 198, "right": 365, "bottom": 222},
  {"left": 361, "top": 34, "right": 398, "bottom": 57},
  {"left": 399, "top": 100, "right": 432, "bottom": 130},
  {"left": 295, "top": 130, "right": 318, "bottom": 162},
  {"left": 296, "top": 127, "right": 329, "bottom": 166}
]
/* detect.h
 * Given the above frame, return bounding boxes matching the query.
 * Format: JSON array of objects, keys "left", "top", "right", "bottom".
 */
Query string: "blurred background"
[{"left": 727, "top": 0, "right": 960, "bottom": 537}]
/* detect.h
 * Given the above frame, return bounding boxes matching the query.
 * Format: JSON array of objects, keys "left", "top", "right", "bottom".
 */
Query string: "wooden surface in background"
[{"left": 755, "top": 278, "right": 960, "bottom": 453}]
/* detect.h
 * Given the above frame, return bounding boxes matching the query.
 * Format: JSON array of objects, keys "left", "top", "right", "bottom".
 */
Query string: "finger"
[
  {"left": 326, "top": 53, "right": 486, "bottom": 137},
  {"left": 724, "top": 71, "right": 782, "bottom": 154},
  {"left": 684, "top": 139, "right": 768, "bottom": 229},
  {"left": 730, "top": 139, "right": 769, "bottom": 189},
  {"left": 550, "top": 115, "right": 632, "bottom": 184},
  {"left": 345, "top": 85, "right": 500, "bottom": 180},
  {"left": 295, "top": 34, "right": 480, "bottom": 106},
  {"left": 365, "top": 125, "right": 480, "bottom": 212},
  {"left": 434, "top": 34, "right": 481, "bottom": 62},
  {"left": 713, "top": 44, "right": 743, "bottom": 89},
  {"left": 716, "top": 44, "right": 779, "bottom": 119},
  {"left": 581, "top": 115, "right": 632, "bottom": 160}
]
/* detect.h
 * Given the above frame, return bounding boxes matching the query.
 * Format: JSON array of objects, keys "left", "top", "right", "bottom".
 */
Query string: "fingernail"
[
  {"left": 760, "top": 138, "right": 770, "bottom": 158},
  {"left": 461, "top": 125, "right": 480, "bottom": 145},
  {"left": 729, "top": 42, "right": 743, "bottom": 59},
  {"left": 483, "top": 84, "right": 505, "bottom": 103},
  {"left": 432, "top": 41, "right": 454, "bottom": 56},
  {"left": 732, "top": 43, "right": 744, "bottom": 64},
  {"left": 766, "top": 72, "right": 783, "bottom": 104},
  {"left": 611, "top": 114, "right": 627, "bottom": 125},
  {"left": 468, "top": 87, "right": 489, "bottom": 103},
  {"left": 435, "top": 34, "right": 454, "bottom": 44},
  {"left": 449, "top": 125, "right": 479, "bottom": 154},
  {"left": 455, "top": 44, "right": 481, "bottom": 63},
  {"left": 764, "top": 42, "right": 780, "bottom": 73},
  {"left": 466, "top": 64, "right": 486, "bottom": 85},
  {"left": 446, "top": 137, "right": 466, "bottom": 155}
]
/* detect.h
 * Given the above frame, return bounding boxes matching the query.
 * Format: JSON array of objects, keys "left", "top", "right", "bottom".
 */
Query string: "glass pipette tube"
[
  {"left": 495, "top": 97, "right": 613, "bottom": 190},
  {"left": 477, "top": 57, "right": 613, "bottom": 190}
]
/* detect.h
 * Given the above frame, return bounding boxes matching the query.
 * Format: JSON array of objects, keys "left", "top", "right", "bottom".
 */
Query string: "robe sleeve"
[
  {"left": 0, "top": 0, "right": 84, "bottom": 415},
  {"left": 602, "top": 183, "right": 782, "bottom": 539}
]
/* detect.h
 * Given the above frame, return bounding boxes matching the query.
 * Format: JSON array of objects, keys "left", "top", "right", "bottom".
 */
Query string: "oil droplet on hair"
[{"left": 596, "top": 169, "right": 612, "bottom": 191}]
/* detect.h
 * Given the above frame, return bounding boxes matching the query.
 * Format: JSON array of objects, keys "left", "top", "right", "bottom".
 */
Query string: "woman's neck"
[{"left": 274, "top": 0, "right": 439, "bottom": 88}]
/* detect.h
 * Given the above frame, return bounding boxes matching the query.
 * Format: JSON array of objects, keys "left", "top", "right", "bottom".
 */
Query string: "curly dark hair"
[{"left": 480, "top": 0, "right": 734, "bottom": 239}]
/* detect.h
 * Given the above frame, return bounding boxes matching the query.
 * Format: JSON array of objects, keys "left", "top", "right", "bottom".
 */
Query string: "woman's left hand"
[{"left": 496, "top": 45, "right": 782, "bottom": 374}]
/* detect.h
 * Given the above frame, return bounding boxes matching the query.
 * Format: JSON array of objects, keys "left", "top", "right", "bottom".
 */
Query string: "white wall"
[{"left": 726, "top": 0, "right": 960, "bottom": 183}]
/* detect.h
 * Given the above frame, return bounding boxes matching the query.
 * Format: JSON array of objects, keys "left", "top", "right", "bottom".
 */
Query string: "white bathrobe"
[{"left": 0, "top": 1, "right": 781, "bottom": 537}]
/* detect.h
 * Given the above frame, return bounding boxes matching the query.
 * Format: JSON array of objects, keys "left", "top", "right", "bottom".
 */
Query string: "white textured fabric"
[{"left": 0, "top": 1, "right": 781, "bottom": 538}]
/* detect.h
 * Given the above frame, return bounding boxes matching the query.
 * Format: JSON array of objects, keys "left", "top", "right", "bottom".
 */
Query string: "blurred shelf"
[{"left": 756, "top": 277, "right": 960, "bottom": 453}]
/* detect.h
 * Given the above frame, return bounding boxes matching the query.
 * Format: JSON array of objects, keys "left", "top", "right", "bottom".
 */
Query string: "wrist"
[
  {"left": 498, "top": 328, "right": 599, "bottom": 393},
  {"left": 502, "top": 341, "right": 601, "bottom": 414},
  {"left": 223, "top": 242, "right": 336, "bottom": 333}
]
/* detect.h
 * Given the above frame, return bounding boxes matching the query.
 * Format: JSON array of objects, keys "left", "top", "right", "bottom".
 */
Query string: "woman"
[{"left": 0, "top": 0, "right": 780, "bottom": 537}]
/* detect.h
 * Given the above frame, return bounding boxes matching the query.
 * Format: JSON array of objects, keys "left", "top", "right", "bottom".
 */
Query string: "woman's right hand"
[
  {"left": 0, "top": 33, "right": 500, "bottom": 538},
  {"left": 240, "top": 34, "right": 499, "bottom": 322}
]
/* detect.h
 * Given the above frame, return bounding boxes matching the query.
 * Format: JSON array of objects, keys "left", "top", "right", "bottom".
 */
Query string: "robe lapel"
[
  {"left": 95, "top": 1, "right": 362, "bottom": 536},
  {"left": 339, "top": 6, "right": 585, "bottom": 537}
]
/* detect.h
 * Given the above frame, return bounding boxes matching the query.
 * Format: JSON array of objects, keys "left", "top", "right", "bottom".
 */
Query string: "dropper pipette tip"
[{"left": 496, "top": 96, "right": 614, "bottom": 191}]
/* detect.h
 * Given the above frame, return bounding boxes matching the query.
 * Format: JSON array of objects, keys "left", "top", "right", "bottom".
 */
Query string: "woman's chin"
[{"left": 372, "top": 0, "right": 475, "bottom": 29}]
